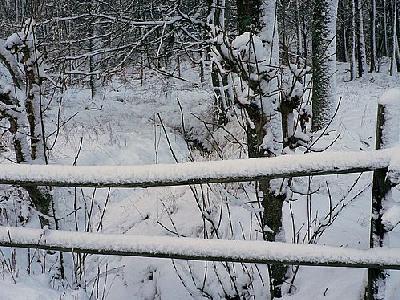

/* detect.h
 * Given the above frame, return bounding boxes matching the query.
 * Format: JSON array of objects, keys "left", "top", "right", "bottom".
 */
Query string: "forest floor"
[{"left": 1, "top": 62, "right": 400, "bottom": 300}]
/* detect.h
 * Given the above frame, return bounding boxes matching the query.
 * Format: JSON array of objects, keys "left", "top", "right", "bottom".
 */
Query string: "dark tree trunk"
[
  {"left": 366, "top": 94, "right": 400, "bottom": 299},
  {"left": 354, "top": 0, "right": 366, "bottom": 77},
  {"left": 237, "top": 0, "right": 262, "bottom": 33},
  {"left": 311, "top": 0, "right": 338, "bottom": 131},
  {"left": 370, "top": 0, "right": 377, "bottom": 72}
]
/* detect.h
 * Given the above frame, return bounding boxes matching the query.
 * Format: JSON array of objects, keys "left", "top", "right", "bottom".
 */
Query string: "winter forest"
[{"left": 0, "top": 0, "right": 400, "bottom": 299}]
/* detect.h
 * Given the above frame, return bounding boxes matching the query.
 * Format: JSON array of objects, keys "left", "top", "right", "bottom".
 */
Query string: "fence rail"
[
  {"left": 2, "top": 226, "right": 400, "bottom": 269},
  {"left": 0, "top": 148, "right": 396, "bottom": 188},
  {"left": 0, "top": 147, "right": 398, "bottom": 269}
]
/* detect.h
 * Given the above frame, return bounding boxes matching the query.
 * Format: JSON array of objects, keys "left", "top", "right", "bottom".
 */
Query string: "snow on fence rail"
[
  {"left": 0, "top": 147, "right": 399, "bottom": 268},
  {"left": 0, "top": 148, "right": 397, "bottom": 188},
  {"left": 2, "top": 226, "right": 400, "bottom": 269}
]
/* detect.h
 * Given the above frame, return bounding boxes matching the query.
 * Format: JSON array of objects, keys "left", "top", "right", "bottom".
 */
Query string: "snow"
[
  {"left": 0, "top": 38, "right": 400, "bottom": 299},
  {"left": 384, "top": 151, "right": 400, "bottom": 232},
  {"left": 382, "top": 206, "right": 400, "bottom": 231},
  {"left": 378, "top": 88, "right": 400, "bottom": 106},
  {"left": 0, "top": 276, "right": 65, "bottom": 300},
  {"left": 388, "top": 151, "right": 400, "bottom": 185},
  {"left": 379, "top": 88, "right": 400, "bottom": 148},
  {"left": 3, "top": 226, "right": 400, "bottom": 269},
  {"left": 0, "top": 148, "right": 396, "bottom": 187}
]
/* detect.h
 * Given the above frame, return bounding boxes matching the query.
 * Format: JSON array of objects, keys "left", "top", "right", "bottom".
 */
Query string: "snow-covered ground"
[{"left": 0, "top": 62, "right": 399, "bottom": 299}]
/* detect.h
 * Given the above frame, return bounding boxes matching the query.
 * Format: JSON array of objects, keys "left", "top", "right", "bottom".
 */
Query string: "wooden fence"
[
  {"left": 0, "top": 147, "right": 398, "bottom": 268},
  {"left": 0, "top": 89, "right": 399, "bottom": 299}
]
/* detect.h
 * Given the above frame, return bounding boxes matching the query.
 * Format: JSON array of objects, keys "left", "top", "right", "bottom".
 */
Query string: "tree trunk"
[
  {"left": 370, "top": 0, "right": 378, "bottom": 72},
  {"left": 260, "top": 2, "right": 288, "bottom": 298},
  {"left": 311, "top": 0, "right": 338, "bottom": 131},
  {"left": 390, "top": 0, "right": 400, "bottom": 76},
  {"left": 354, "top": 0, "right": 367, "bottom": 77},
  {"left": 237, "top": 0, "right": 262, "bottom": 33},
  {"left": 1, "top": 20, "right": 53, "bottom": 229},
  {"left": 237, "top": 0, "right": 288, "bottom": 296},
  {"left": 295, "top": 0, "right": 303, "bottom": 65},
  {"left": 358, "top": 0, "right": 368, "bottom": 76},
  {"left": 383, "top": 0, "right": 389, "bottom": 57},
  {"left": 351, "top": 0, "right": 357, "bottom": 80},
  {"left": 209, "top": 0, "right": 231, "bottom": 125}
]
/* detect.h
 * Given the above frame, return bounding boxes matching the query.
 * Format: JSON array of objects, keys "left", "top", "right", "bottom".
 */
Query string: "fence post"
[{"left": 367, "top": 89, "right": 400, "bottom": 300}]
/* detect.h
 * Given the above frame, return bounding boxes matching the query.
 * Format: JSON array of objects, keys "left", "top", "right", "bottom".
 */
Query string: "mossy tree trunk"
[{"left": 311, "top": 0, "right": 338, "bottom": 131}]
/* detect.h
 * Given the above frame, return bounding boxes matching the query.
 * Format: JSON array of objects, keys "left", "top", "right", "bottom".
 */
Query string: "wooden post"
[{"left": 367, "top": 89, "right": 400, "bottom": 300}]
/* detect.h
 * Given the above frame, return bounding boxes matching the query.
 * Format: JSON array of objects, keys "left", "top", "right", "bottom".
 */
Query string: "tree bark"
[
  {"left": 370, "top": 0, "right": 378, "bottom": 72},
  {"left": 356, "top": 0, "right": 368, "bottom": 76},
  {"left": 390, "top": 0, "right": 400, "bottom": 76},
  {"left": 311, "top": 0, "right": 339, "bottom": 131},
  {"left": 350, "top": 0, "right": 357, "bottom": 80},
  {"left": 237, "top": 0, "right": 262, "bottom": 33}
]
